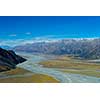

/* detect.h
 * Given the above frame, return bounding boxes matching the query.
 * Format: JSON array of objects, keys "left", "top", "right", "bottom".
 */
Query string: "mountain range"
[
  {"left": 0, "top": 45, "right": 12, "bottom": 50},
  {"left": 13, "top": 38, "right": 100, "bottom": 59}
]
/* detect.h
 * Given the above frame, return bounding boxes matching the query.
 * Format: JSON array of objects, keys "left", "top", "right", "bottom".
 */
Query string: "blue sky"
[{"left": 0, "top": 16, "right": 100, "bottom": 46}]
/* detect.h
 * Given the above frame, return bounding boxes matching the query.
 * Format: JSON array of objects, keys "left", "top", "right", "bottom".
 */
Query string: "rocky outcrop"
[{"left": 0, "top": 48, "right": 26, "bottom": 72}]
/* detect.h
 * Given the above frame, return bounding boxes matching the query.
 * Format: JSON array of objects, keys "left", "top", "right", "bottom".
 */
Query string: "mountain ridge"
[
  {"left": 13, "top": 38, "right": 100, "bottom": 59},
  {"left": 0, "top": 47, "right": 26, "bottom": 72}
]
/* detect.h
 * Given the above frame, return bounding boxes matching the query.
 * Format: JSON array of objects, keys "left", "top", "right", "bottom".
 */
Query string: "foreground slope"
[
  {"left": 0, "top": 48, "right": 26, "bottom": 72},
  {"left": 0, "top": 68, "right": 59, "bottom": 83}
]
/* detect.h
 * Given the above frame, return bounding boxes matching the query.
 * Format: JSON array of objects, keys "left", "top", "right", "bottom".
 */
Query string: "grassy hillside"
[
  {"left": 3, "top": 67, "right": 32, "bottom": 75},
  {"left": 0, "top": 74, "right": 59, "bottom": 83},
  {"left": 0, "top": 67, "right": 59, "bottom": 83},
  {"left": 0, "top": 66, "right": 11, "bottom": 72}
]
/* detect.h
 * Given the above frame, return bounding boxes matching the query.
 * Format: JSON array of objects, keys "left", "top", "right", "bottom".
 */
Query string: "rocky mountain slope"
[
  {"left": 13, "top": 38, "right": 100, "bottom": 59},
  {"left": 0, "top": 48, "right": 26, "bottom": 72}
]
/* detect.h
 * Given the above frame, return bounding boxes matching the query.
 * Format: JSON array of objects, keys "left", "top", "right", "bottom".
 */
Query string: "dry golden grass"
[
  {"left": 39, "top": 56, "right": 100, "bottom": 77},
  {"left": 0, "top": 74, "right": 59, "bottom": 83},
  {"left": 0, "top": 67, "right": 59, "bottom": 83},
  {"left": 57, "top": 55, "right": 73, "bottom": 61},
  {"left": 0, "top": 66, "right": 10, "bottom": 71},
  {"left": 40, "top": 60, "right": 100, "bottom": 70},
  {"left": 3, "top": 67, "right": 32, "bottom": 75}
]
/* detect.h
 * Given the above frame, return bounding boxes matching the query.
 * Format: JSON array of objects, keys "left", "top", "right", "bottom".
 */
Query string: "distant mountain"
[
  {"left": 13, "top": 38, "right": 100, "bottom": 59},
  {"left": 0, "top": 48, "right": 26, "bottom": 72},
  {"left": 0, "top": 45, "right": 12, "bottom": 50}
]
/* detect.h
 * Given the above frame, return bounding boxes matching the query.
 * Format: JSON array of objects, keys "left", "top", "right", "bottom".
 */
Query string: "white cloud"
[
  {"left": 0, "top": 39, "right": 33, "bottom": 47},
  {"left": 0, "top": 36, "right": 59, "bottom": 47},
  {"left": 9, "top": 34, "right": 17, "bottom": 37},
  {"left": 0, "top": 35, "right": 74, "bottom": 47},
  {"left": 25, "top": 32, "right": 32, "bottom": 35},
  {"left": 0, "top": 35, "right": 97, "bottom": 47}
]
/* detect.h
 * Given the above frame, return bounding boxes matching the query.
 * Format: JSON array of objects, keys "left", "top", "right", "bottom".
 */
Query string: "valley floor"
[
  {"left": 0, "top": 53, "right": 100, "bottom": 83},
  {"left": 39, "top": 55, "right": 100, "bottom": 78}
]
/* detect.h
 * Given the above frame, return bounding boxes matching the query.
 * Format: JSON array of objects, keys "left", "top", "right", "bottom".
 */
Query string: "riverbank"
[
  {"left": 39, "top": 55, "right": 100, "bottom": 77},
  {"left": 16, "top": 53, "right": 100, "bottom": 83},
  {"left": 0, "top": 68, "right": 59, "bottom": 83}
]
